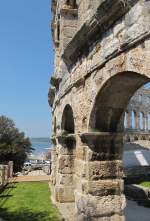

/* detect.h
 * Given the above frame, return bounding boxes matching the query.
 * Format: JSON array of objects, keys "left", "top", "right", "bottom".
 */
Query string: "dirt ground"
[{"left": 12, "top": 170, "right": 50, "bottom": 182}]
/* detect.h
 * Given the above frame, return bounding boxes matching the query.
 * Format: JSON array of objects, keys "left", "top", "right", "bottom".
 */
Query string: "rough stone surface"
[{"left": 49, "top": 0, "right": 150, "bottom": 220}]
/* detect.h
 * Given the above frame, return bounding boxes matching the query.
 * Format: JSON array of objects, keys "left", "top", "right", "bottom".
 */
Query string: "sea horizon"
[{"left": 29, "top": 137, "right": 51, "bottom": 157}]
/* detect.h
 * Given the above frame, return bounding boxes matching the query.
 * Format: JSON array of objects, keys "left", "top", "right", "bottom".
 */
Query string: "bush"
[{"left": 0, "top": 115, "right": 33, "bottom": 171}]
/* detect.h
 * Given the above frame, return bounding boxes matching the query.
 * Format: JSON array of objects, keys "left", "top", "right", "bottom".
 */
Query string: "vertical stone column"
[
  {"left": 60, "top": 4, "right": 78, "bottom": 53},
  {"left": 0, "top": 165, "right": 4, "bottom": 186},
  {"left": 0, "top": 165, "right": 7, "bottom": 186},
  {"left": 135, "top": 112, "right": 139, "bottom": 130},
  {"left": 53, "top": 134, "right": 76, "bottom": 203},
  {"left": 8, "top": 161, "right": 13, "bottom": 178},
  {"left": 127, "top": 111, "right": 131, "bottom": 129},
  {"left": 75, "top": 132, "right": 126, "bottom": 221},
  {"left": 50, "top": 137, "right": 58, "bottom": 203},
  {"left": 144, "top": 113, "right": 148, "bottom": 131}
]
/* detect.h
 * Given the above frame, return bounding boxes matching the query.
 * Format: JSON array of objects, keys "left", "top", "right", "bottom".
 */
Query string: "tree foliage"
[{"left": 0, "top": 116, "right": 32, "bottom": 171}]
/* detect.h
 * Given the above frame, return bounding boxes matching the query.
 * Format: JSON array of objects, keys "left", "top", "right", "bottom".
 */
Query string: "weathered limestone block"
[
  {"left": 104, "top": 38, "right": 120, "bottom": 59},
  {"left": 76, "top": 146, "right": 86, "bottom": 160},
  {"left": 0, "top": 165, "right": 10, "bottom": 187},
  {"left": 58, "top": 173, "right": 74, "bottom": 185},
  {"left": 55, "top": 185, "right": 75, "bottom": 203},
  {"left": 74, "top": 175, "right": 86, "bottom": 194},
  {"left": 80, "top": 132, "right": 123, "bottom": 161},
  {"left": 74, "top": 159, "right": 86, "bottom": 178},
  {"left": 75, "top": 191, "right": 126, "bottom": 220},
  {"left": 125, "top": 2, "right": 143, "bottom": 27},
  {"left": 114, "top": 19, "right": 125, "bottom": 37},
  {"left": 87, "top": 160, "right": 123, "bottom": 180},
  {"left": 83, "top": 179, "right": 124, "bottom": 196},
  {"left": 59, "top": 145, "right": 75, "bottom": 155},
  {"left": 58, "top": 155, "right": 75, "bottom": 174},
  {"left": 110, "top": 214, "right": 125, "bottom": 221},
  {"left": 145, "top": 38, "right": 150, "bottom": 49}
]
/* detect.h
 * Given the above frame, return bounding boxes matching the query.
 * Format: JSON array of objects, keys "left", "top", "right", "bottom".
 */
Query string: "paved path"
[
  {"left": 11, "top": 170, "right": 50, "bottom": 182},
  {"left": 13, "top": 175, "right": 50, "bottom": 182},
  {"left": 125, "top": 200, "right": 150, "bottom": 221}
]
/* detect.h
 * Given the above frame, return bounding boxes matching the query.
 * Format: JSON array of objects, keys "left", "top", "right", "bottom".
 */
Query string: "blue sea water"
[{"left": 30, "top": 138, "right": 51, "bottom": 156}]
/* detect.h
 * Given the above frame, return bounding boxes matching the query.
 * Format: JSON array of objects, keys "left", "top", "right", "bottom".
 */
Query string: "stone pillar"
[
  {"left": 127, "top": 112, "right": 131, "bottom": 129},
  {"left": 135, "top": 112, "right": 139, "bottom": 130},
  {"left": 138, "top": 112, "right": 141, "bottom": 130},
  {"left": 75, "top": 132, "right": 126, "bottom": 221},
  {"left": 144, "top": 113, "right": 148, "bottom": 131},
  {"left": 50, "top": 137, "right": 58, "bottom": 203},
  {"left": 53, "top": 134, "right": 76, "bottom": 203},
  {"left": 0, "top": 165, "right": 7, "bottom": 186},
  {"left": 0, "top": 165, "right": 5, "bottom": 186},
  {"left": 8, "top": 161, "right": 13, "bottom": 178}
]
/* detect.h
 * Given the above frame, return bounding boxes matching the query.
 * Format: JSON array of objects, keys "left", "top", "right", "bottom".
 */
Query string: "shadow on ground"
[
  {"left": 0, "top": 208, "right": 54, "bottom": 221},
  {"left": 0, "top": 183, "right": 59, "bottom": 221}
]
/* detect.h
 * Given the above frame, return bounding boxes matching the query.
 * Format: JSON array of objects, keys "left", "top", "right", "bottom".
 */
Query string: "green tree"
[{"left": 0, "top": 116, "right": 33, "bottom": 171}]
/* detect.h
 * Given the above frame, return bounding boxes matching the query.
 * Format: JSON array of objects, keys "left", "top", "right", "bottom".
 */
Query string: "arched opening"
[
  {"left": 89, "top": 72, "right": 149, "bottom": 132},
  {"left": 61, "top": 104, "right": 75, "bottom": 134},
  {"left": 56, "top": 104, "right": 76, "bottom": 203},
  {"left": 87, "top": 71, "right": 150, "bottom": 219}
]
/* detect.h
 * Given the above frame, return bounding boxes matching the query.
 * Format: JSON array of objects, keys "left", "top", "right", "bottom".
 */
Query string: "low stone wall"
[
  {"left": 0, "top": 162, "right": 13, "bottom": 188},
  {"left": 43, "top": 164, "right": 51, "bottom": 175}
]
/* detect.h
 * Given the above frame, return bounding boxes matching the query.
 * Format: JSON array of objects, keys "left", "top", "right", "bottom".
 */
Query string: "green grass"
[
  {"left": 0, "top": 182, "right": 59, "bottom": 221},
  {"left": 139, "top": 181, "right": 150, "bottom": 188}
]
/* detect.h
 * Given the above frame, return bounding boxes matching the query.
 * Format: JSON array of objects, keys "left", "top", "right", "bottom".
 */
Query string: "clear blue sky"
[{"left": 0, "top": 0, "right": 53, "bottom": 138}]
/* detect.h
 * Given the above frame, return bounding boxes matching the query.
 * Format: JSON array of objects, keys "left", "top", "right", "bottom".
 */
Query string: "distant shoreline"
[{"left": 30, "top": 138, "right": 51, "bottom": 156}]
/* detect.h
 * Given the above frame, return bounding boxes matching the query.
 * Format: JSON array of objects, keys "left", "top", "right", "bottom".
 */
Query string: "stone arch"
[
  {"left": 82, "top": 71, "right": 150, "bottom": 219},
  {"left": 55, "top": 104, "right": 76, "bottom": 203},
  {"left": 80, "top": 71, "right": 150, "bottom": 221},
  {"left": 61, "top": 104, "right": 75, "bottom": 134},
  {"left": 89, "top": 71, "right": 149, "bottom": 133}
]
